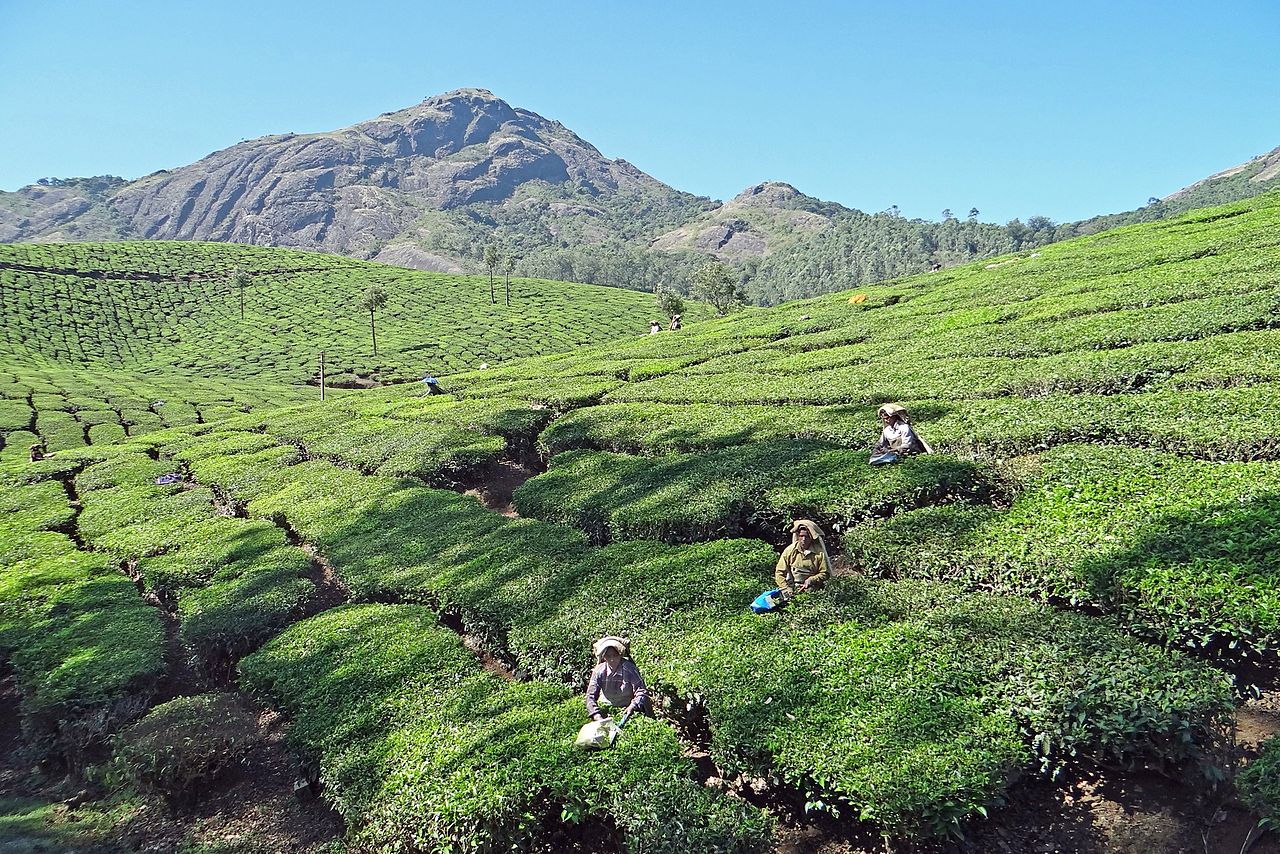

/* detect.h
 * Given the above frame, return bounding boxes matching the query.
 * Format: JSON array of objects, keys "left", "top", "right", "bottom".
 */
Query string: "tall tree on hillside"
[
  {"left": 504, "top": 255, "right": 516, "bottom": 306},
  {"left": 360, "top": 285, "right": 388, "bottom": 356},
  {"left": 656, "top": 288, "right": 685, "bottom": 321},
  {"left": 941, "top": 209, "right": 954, "bottom": 220},
  {"left": 968, "top": 207, "right": 980, "bottom": 220},
  {"left": 484, "top": 244, "right": 500, "bottom": 304},
  {"left": 691, "top": 261, "right": 744, "bottom": 316},
  {"left": 232, "top": 267, "right": 251, "bottom": 320}
]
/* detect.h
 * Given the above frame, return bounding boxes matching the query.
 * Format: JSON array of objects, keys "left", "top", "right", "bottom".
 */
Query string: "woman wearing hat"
[
  {"left": 774, "top": 520, "right": 832, "bottom": 598},
  {"left": 870, "top": 403, "right": 930, "bottom": 465},
  {"left": 586, "top": 636, "right": 651, "bottom": 721}
]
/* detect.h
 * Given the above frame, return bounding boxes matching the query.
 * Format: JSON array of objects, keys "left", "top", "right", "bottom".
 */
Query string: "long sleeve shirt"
[
  {"left": 874, "top": 421, "right": 919, "bottom": 454},
  {"left": 585, "top": 659, "right": 649, "bottom": 719},
  {"left": 774, "top": 543, "right": 831, "bottom": 591}
]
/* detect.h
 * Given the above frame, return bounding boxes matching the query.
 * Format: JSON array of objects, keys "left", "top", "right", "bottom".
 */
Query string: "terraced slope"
[
  {"left": 2, "top": 191, "right": 1279, "bottom": 849},
  {"left": 0, "top": 241, "right": 684, "bottom": 388}
]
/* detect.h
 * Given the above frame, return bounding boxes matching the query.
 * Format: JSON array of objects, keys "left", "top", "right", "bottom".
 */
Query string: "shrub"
[
  {"left": 112, "top": 693, "right": 259, "bottom": 807},
  {"left": 241, "top": 605, "right": 771, "bottom": 852},
  {"left": 846, "top": 445, "right": 1280, "bottom": 656},
  {"left": 514, "top": 443, "right": 992, "bottom": 544},
  {"left": 1238, "top": 736, "right": 1280, "bottom": 830}
]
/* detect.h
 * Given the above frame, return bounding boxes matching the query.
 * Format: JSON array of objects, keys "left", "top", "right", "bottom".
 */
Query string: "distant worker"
[
  {"left": 586, "top": 636, "right": 651, "bottom": 721},
  {"left": 669, "top": 313, "right": 682, "bottom": 331},
  {"left": 649, "top": 320, "right": 662, "bottom": 335},
  {"left": 774, "top": 519, "right": 831, "bottom": 598},
  {"left": 422, "top": 376, "right": 444, "bottom": 395},
  {"left": 870, "top": 403, "right": 931, "bottom": 465},
  {"left": 29, "top": 440, "right": 46, "bottom": 463}
]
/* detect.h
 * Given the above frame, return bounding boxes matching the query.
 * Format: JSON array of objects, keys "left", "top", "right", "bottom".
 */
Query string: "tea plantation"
[
  {"left": 0, "top": 241, "right": 681, "bottom": 387},
  {"left": 2, "top": 191, "right": 1280, "bottom": 851}
]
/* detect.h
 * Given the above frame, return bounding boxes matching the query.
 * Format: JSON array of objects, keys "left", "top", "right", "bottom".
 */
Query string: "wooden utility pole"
[{"left": 319, "top": 351, "right": 326, "bottom": 401}]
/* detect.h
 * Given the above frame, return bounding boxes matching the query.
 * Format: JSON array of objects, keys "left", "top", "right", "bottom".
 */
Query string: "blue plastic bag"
[{"left": 750, "top": 588, "right": 787, "bottom": 614}]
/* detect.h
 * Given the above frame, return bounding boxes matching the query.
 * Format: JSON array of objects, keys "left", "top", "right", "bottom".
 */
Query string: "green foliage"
[
  {"left": 846, "top": 445, "right": 1280, "bottom": 656},
  {"left": 691, "top": 260, "right": 745, "bottom": 315},
  {"left": 4, "top": 191, "right": 1280, "bottom": 843},
  {"left": 241, "top": 605, "right": 772, "bottom": 853},
  {"left": 112, "top": 693, "right": 259, "bottom": 807},
  {"left": 0, "top": 511, "right": 164, "bottom": 765},
  {"left": 196, "top": 438, "right": 1231, "bottom": 838},
  {"left": 656, "top": 288, "right": 685, "bottom": 320},
  {"left": 0, "top": 241, "right": 682, "bottom": 385},
  {"left": 514, "top": 443, "right": 991, "bottom": 544},
  {"left": 70, "top": 451, "right": 319, "bottom": 670},
  {"left": 1238, "top": 736, "right": 1280, "bottom": 829}
]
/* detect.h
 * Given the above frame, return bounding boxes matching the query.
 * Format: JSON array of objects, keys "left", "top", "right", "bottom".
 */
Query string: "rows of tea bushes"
[
  {"left": 216, "top": 392, "right": 554, "bottom": 484},
  {"left": 0, "top": 455, "right": 164, "bottom": 768},
  {"left": 539, "top": 380, "right": 1280, "bottom": 462},
  {"left": 429, "top": 192, "right": 1280, "bottom": 660},
  {"left": 141, "top": 418, "right": 1233, "bottom": 839},
  {"left": 242, "top": 605, "right": 772, "bottom": 853},
  {"left": 0, "top": 241, "right": 686, "bottom": 386},
  {"left": 844, "top": 445, "right": 1280, "bottom": 658},
  {"left": 0, "top": 356, "right": 321, "bottom": 455},
  {"left": 63, "top": 445, "right": 319, "bottom": 673},
  {"left": 2, "top": 192, "right": 1278, "bottom": 845},
  {"left": 512, "top": 443, "right": 993, "bottom": 544}
]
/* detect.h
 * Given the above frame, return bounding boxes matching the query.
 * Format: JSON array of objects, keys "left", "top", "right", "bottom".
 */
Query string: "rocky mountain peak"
[
  {"left": 1, "top": 89, "right": 695, "bottom": 266},
  {"left": 729, "top": 182, "right": 803, "bottom": 208}
]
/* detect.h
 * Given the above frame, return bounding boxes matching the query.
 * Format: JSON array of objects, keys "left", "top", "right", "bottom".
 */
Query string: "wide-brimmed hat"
[
  {"left": 592, "top": 636, "right": 629, "bottom": 659},
  {"left": 877, "top": 403, "right": 908, "bottom": 419}
]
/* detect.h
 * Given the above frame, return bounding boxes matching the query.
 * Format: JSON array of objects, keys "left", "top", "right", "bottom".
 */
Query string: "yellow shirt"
[{"left": 774, "top": 543, "right": 830, "bottom": 590}]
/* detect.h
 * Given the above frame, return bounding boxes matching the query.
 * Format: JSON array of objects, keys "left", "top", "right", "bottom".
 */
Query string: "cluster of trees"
[{"left": 742, "top": 209, "right": 1074, "bottom": 304}]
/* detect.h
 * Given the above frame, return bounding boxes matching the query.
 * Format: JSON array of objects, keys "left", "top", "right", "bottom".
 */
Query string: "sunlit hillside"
[{"left": 2, "top": 191, "right": 1279, "bottom": 851}]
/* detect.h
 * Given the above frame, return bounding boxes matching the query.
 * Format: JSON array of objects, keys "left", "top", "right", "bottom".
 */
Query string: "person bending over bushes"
[
  {"left": 586, "top": 636, "right": 651, "bottom": 721},
  {"left": 869, "top": 403, "right": 931, "bottom": 465},
  {"left": 774, "top": 519, "right": 832, "bottom": 598}
]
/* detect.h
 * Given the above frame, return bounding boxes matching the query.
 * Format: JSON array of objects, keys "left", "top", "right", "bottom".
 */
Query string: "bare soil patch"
[{"left": 463, "top": 460, "right": 536, "bottom": 517}]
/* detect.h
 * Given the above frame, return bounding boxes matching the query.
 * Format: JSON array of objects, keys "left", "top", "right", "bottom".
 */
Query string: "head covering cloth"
[
  {"left": 877, "top": 403, "right": 910, "bottom": 423},
  {"left": 592, "top": 636, "right": 630, "bottom": 661},
  {"left": 788, "top": 519, "right": 833, "bottom": 575}
]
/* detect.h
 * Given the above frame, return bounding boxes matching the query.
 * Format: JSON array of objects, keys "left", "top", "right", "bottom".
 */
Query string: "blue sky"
[{"left": 2, "top": 1, "right": 1278, "bottom": 223}]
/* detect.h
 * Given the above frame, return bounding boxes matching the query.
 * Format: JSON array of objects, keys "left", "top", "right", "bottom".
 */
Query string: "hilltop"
[{"left": 2, "top": 190, "right": 1279, "bottom": 852}]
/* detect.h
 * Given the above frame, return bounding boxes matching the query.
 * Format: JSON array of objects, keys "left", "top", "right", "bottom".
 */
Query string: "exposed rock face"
[
  {"left": 1164, "top": 145, "right": 1280, "bottom": 201},
  {"left": 371, "top": 243, "right": 465, "bottom": 273},
  {"left": 1, "top": 89, "right": 694, "bottom": 263},
  {"left": 651, "top": 181, "right": 839, "bottom": 261}
]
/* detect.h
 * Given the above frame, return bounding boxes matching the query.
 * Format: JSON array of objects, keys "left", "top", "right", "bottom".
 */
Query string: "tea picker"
[{"left": 577, "top": 636, "right": 650, "bottom": 748}]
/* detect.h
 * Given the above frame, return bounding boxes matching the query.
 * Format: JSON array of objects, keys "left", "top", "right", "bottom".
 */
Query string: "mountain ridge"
[{"left": 2, "top": 89, "right": 1277, "bottom": 303}]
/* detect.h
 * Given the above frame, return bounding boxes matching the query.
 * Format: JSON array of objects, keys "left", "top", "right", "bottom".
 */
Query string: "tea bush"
[
  {"left": 112, "top": 693, "right": 259, "bottom": 807},
  {"left": 0, "top": 468, "right": 164, "bottom": 765},
  {"left": 1, "top": 241, "right": 666, "bottom": 386},
  {"left": 6, "top": 192, "right": 1280, "bottom": 843},
  {"left": 846, "top": 445, "right": 1280, "bottom": 656},
  {"left": 241, "top": 605, "right": 772, "bottom": 853},
  {"left": 1237, "top": 736, "right": 1280, "bottom": 829},
  {"left": 513, "top": 444, "right": 992, "bottom": 543}
]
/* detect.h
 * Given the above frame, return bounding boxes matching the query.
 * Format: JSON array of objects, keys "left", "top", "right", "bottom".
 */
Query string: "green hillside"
[
  {"left": 2, "top": 192, "right": 1279, "bottom": 850},
  {"left": 0, "top": 241, "right": 684, "bottom": 387}
]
